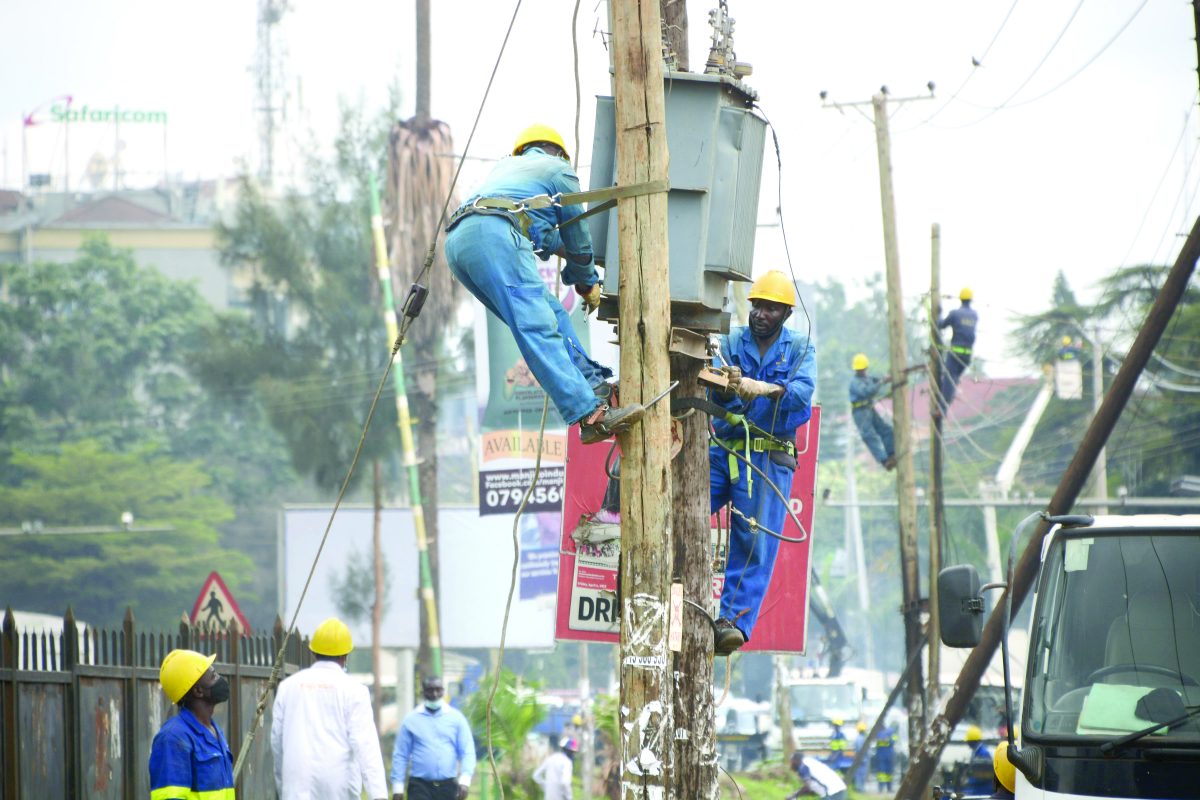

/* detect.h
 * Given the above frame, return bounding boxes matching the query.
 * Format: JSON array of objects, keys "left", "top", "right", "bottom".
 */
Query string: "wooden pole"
[
  {"left": 372, "top": 459, "right": 384, "bottom": 730},
  {"left": 415, "top": 0, "right": 430, "bottom": 123},
  {"left": 927, "top": 223, "right": 944, "bottom": 706},
  {"left": 660, "top": 0, "right": 689, "bottom": 69},
  {"left": 613, "top": 1, "right": 674, "bottom": 796},
  {"left": 670, "top": 355, "right": 717, "bottom": 799},
  {"left": 872, "top": 91, "right": 925, "bottom": 755},
  {"left": 896, "top": 214, "right": 1200, "bottom": 797}
]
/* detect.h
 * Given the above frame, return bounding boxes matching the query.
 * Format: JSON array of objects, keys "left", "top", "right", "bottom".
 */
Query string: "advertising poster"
[
  {"left": 476, "top": 259, "right": 594, "bottom": 516},
  {"left": 553, "top": 406, "right": 821, "bottom": 653}
]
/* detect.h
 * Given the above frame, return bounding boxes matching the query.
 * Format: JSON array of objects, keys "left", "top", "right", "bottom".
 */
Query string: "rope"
[{"left": 232, "top": 0, "right": 526, "bottom": 781}]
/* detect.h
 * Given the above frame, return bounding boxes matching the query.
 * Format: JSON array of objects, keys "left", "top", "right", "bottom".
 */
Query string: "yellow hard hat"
[
  {"left": 857, "top": 721, "right": 867, "bottom": 732},
  {"left": 852, "top": 353, "right": 869, "bottom": 371},
  {"left": 966, "top": 724, "right": 983, "bottom": 742},
  {"left": 512, "top": 124, "right": 569, "bottom": 160},
  {"left": 160, "top": 649, "right": 216, "bottom": 704},
  {"left": 747, "top": 270, "right": 796, "bottom": 307},
  {"left": 1061, "top": 335, "right": 1072, "bottom": 346},
  {"left": 572, "top": 714, "right": 584, "bottom": 727},
  {"left": 831, "top": 718, "right": 844, "bottom": 727},
  {"left": 959, "top": 287, "right": 973, "bottom": 301},
  {"left": 993, "top": 741, "right": 1016, "bottom": 792},
  {"left": 311, "top": 617, "right": 354, "bottom": 657}
]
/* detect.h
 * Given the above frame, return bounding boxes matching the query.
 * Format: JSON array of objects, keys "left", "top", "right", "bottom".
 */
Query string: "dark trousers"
[
  {"left": 409, "top": 776, "right": 459, "bottom": 800},
  {"left": 939, "top": 350, "right": 971, "bottom": 410}
]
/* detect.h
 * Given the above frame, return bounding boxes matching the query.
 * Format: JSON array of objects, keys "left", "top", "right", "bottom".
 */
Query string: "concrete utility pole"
[
  {"left": 612, "top": 1, "right": 675, "bottom": 797},
  {"left": 927, "top": 223, "right": 944, "bottom": 705},
  {"left": 896, "top": 214, "right": 1200, "bottom": 797},
  {"left": 872, "top": 90, "right": 926, "bottom": 755}
]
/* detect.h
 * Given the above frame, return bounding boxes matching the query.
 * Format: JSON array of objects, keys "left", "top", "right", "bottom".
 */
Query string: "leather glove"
[
  {"left": 735, "top": 377, "right": 784, "bottom": 400},
  {"left": 576, "top": 283, "right": 602, "bottom": 314},
  {"left": 718, "top": 365, "right": 742, "bottom": 397}
]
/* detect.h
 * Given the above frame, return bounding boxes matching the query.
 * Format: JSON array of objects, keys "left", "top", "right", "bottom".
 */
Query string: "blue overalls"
[
  {"left": 963, "top": 742, "right": 994, "bottom": 796},
  {"left": 148, "top": 708, "right": 236, "bottom": 799},
  {"left": 938, "top": 303, "right": 977, "bottom": 411},
  {"left": 445, "top": 147, "right": 611, "bottom": 425},
  {"left": 849, "top": 373, "right": 893, "bottom": 465},
  {"left": 709, "top": 326, "right": 816, "bottom": 641},
  {"left": 873, "top": 728, "right": 896, "bottom": 791}
]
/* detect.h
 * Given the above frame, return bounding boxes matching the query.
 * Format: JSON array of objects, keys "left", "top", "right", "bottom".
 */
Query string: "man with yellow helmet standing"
[
  {"left": 149, "top": 649, "right": 236, "bottom": 799},
  {"left": 708, "top": 269, "right": 816, "bottom": 654},
  {"left": 271, "top": 618, "right": 387, "bottom": 799},
  {"left": 935, "top": 287, "right": 978, "bottom": 415},
  {"left": 848, "top": 353, "right": 896, "bottom": 470},
  {"left": 962, "top": 724, "right": 994, "bottom": 796},
  {"left": 444, "top": 123, "right": 642, "bottom": 444}
]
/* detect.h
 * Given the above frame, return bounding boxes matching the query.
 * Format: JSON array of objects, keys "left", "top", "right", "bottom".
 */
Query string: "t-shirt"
[{"left": 797, "top": 756, "right": 848, "bottom": 797}]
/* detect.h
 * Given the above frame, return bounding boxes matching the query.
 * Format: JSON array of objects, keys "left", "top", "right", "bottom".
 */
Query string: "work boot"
[
  {"left": 883, "top": 455, "right": 896, "bottom": 471},
  {"left": 579, "top": 402, "right": 644, "bottom": 445},
  {"left": 713, "top": 618, "right": 746, "bottom": 655}
]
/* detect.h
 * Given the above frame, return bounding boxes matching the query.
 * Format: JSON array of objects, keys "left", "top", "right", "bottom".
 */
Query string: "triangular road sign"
[{"left": 190, "top": 571, "right": 251, "bottom": 633}]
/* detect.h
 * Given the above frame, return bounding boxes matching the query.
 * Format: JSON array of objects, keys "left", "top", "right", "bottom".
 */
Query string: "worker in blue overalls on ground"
[
  {"left": 848, "top": 353, "right": 895, "bottom": 470},
  {"left": 709, "top": 270, "right": 816, "bottom": 655},
  {"left": 444, "top": 123, "right": 642, "bottom": 444},
  {"left": 873, "top": 724, "right": 897, "bottom": 793},
  {"left": 935, "top": 287, "right": 978, "bottom": 416},
  {"left": 962, "top": 725, "right": 994, "bottom": 796}
]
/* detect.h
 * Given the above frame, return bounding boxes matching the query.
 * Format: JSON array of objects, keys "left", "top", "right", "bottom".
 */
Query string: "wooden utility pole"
[
  {"left": 415, "top": 0, "right": 430, "bottom": 123},
  {"left": 372, "top": 459, "right": 385, "bottom": 729},
  {"left": 670, "top": 355, "right": 717, "bottom": 798},
  {"left": 661, "top": 0, "right": 689, "bottom": 69},
  {"left": 872, "top": 91, "right": 926, "bottom": 755},
  {"left": 897, "top": 214, "right": 1200, "bottom": 797},
  {"left": 1090, "top": 323, "right": 1108, "bottom": 514},
  {"left": 613, "top": 1, "right": 675, "bottom": 797},
  {"left": 927, "top": 223, "right": 944, "bottom": 706}
]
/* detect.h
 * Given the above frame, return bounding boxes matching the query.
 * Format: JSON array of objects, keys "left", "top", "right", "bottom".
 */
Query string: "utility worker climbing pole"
[
  {"left": 848, "top": 353, "right": 896, "bottom": 470},
  {"left": 1058, "top": 335, "right": 1082, "bottom": 361},
  {"left": 934, "top": 287, "right": 978, "bottom": 415},
  {"left": 444, "top": 123, "right": 641, "bottom": 444},
  {"left": 708, "top": 270, "right": 816, "bottom": 655}
]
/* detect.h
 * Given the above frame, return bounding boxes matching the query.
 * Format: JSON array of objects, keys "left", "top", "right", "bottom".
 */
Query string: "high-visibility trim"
[
  {"left": 950, "top": 345, "right": 972, "bottom": 355},
  {"left": 851, "top": 400, "right": 873, "bottom": 409},
  {"left": 150, "top": 787, "right": 235, "bottom": 800}
]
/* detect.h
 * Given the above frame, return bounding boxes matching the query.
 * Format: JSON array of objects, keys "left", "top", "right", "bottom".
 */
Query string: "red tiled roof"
[{"left": 54, "top": 195, "right": 171, "bottom": 224}]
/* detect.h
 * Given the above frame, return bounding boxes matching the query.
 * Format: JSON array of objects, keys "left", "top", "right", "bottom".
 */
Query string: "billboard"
[{"left": 553, "top": 406, "right": 821, "bottom": 653}]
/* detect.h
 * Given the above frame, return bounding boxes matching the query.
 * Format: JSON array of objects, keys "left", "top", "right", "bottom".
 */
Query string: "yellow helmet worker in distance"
[
  {"left": 512, "top": 124, "right": 569, "bottom": 160},
  {"left": 960, "top": 287, "right": 974, "bottom": 301},
  {"left": 966, "top": 724, "right": 983, "bottom": 742},
  {"left": 852, "top": 353, "right": 869, "bottom": 371},
  {"left": 747, "top": 270, "right": 796, "bottom": 306},
  {"left": 310, "top": 617, "right": 354, "bottom": 657}
]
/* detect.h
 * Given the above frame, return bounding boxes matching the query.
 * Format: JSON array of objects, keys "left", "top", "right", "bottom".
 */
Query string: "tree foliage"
[
  {"left": 0, "top": 440, "right": 251, "bottom": 628},
  {"left": 463, "top": 668, "right": 546, "bottom": 795}
]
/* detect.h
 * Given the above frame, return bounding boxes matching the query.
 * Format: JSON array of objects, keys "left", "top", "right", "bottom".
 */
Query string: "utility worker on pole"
[
  {"left": 444, "top": 123, "right": 641, "bottom": 444},
  {"left": 848, "top": 353, "right": 895, "bottom": 470},
  {"left": 1058, "top": 335, "right": 1082, "bottom": 361},
  {"left": 149, "top": 649, "right": 235, "bottom": 800},
  {"left": 935, "top": 287, "right": 977, "bottom": 415},
  {"left": 271, "top": 618, "right": 388, "bottom": 800},
  {"left": 709, "top": 270, "right": 816, "bottom": 654}
]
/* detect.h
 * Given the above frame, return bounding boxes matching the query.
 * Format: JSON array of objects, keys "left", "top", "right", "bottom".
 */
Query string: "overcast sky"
[{"left": 3, "top": 0, "right": 1196, "bottom": 376}]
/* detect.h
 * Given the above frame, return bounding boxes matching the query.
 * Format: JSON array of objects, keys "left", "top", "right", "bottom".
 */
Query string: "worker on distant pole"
[
  {"left": 709, "top": 270, "right": 816, "bottom": 654},
  {"left": 848, "top": 353, "right": 895, "bottom": 470},
  {"left": 444, "top": 123, "right": 641, "bottom": 444},
  {"left": 271, "top": 618, "right": 388, "bottom": 800},
  {"left": 1058, "top": 335, "right": 1082, "bottom": 361},
  {"left": 149, "top": 649, "right": 235, "bottom": 800},
  {"left": 934, "top": 287, "right": 977, "bottom": 415}
]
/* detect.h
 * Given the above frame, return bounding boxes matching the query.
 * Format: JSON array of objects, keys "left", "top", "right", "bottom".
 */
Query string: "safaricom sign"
[{"left": 50, "top": 103, "right": 167, "bottom": 125}]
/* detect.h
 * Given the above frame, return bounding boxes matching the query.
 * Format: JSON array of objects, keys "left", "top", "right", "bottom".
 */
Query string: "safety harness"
[
  {"left": 445, "top": 178, "right": 670, "bottom": 239},
  {"left": 674, "top": 396, "right": 796, "bottom": 498}
]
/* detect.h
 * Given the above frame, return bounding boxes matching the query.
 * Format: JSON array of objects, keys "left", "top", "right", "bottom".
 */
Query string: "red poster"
[{"left": 554, "top": 406, "right": 820, "bottom": 652}]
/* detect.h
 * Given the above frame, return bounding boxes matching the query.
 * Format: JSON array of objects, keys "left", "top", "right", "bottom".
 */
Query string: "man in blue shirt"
[
  {"left": 392, "top": 677, "right": 475, "bottom": 800},
  {"left": 848, "top": 353, "right": 895, "bottom": 470},
  {"left": 445, "top": 123, "right": 641, "bottom": 444},
  {"left": 149, "top": 649, "right": 236, "bottom": 800},
  {"left": 935, "top": 287, "right": 978, "bottom": 415},
  {"left": 709, "top": 270, "right": 816, "bottom": 654}
]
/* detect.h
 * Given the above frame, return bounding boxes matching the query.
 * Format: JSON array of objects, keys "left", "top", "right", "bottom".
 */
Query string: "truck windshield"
[
  {"left": 790, "top": 684, "right": 857, "bottom": 723},
  {"left": 1025, "top": 531, "right": 1200, "bottom": 742}
]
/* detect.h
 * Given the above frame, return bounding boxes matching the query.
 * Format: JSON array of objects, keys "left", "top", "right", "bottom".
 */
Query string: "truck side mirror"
[{"left": 938, "top": 564, "right": 983, "bottom": 647}]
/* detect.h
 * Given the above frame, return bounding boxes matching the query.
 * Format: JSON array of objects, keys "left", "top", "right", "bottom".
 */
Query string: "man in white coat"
[
  {"left": 271, "top": 617, "right": 388, "bottom": 800},
  {"left": 532, "top": 737, "right": 577, "bottom": 800}
]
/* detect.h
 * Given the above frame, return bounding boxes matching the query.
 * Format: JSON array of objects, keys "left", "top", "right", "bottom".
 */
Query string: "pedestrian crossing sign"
[{"left": 189, "top": 571, "right": 251, "bottom": 633}]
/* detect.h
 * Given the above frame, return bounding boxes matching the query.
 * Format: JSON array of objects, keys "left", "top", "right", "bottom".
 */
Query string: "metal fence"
[{"left": 0, "top": 607, "right": 313, "bottom": 799}]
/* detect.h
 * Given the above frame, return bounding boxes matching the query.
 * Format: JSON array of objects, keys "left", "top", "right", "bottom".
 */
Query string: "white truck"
[{"left": 939, "top": 513, "right": 1200, "bottom": 800}]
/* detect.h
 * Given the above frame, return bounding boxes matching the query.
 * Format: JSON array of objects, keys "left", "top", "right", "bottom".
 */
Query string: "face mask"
[
  {"left": 425, "top": 699, "right": 444, "bottom": 711},
  {"left": 207, "top": 675, "right": 231, "bottom": 705}
]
